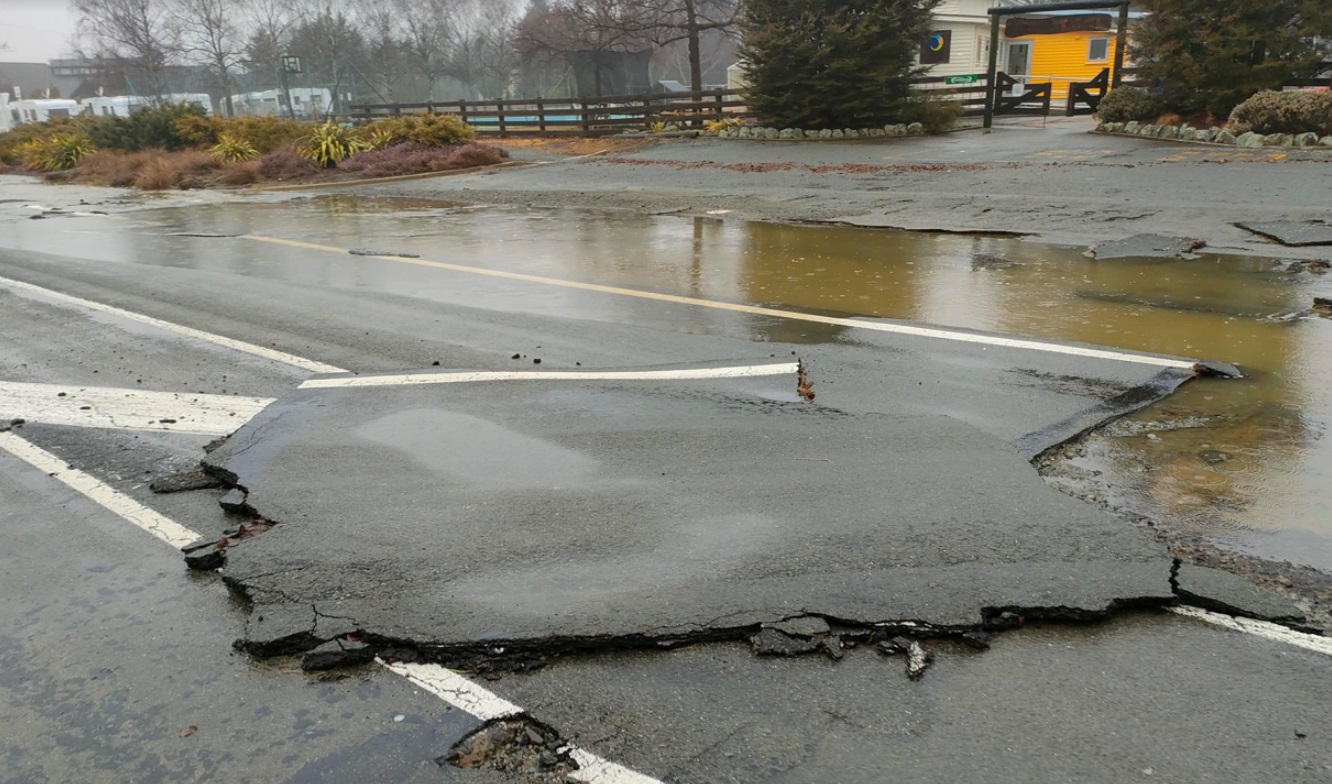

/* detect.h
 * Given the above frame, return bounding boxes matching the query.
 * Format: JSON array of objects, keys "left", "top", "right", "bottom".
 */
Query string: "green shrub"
[
  {"left": 19, "top": 133, "right": 95, "bottom": 171},
  {"left": 174, "top": 114, "right": 224, "bottom": 147},
  {"left": 301, "top": 121, "right": 369, "bottom": 167},
  {"left": 363, "top": 114, "right": 476, "bottom": 147},
  {"left": 210, "top": 133, "right": 259, "bottom": 163},
  {"left": 226, "top": 116, "right": 310, "bottom": 154},
  {"left": 900, "top": 93, "right": 963, "bottom": 133},
  {"left": 1229, "top": 90, "right": 1332, "bottom": 136},
  {"left": 0, "top": 118, "right": 79, "bottom": 164},
  {"left": 1096, "top": 87, "right": 1166, "bottom": 123},
  {"left": 81, "top": 102, "right": 208, "bottom": 152}
]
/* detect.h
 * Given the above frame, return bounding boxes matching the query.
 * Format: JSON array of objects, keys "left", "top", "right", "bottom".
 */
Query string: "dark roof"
[{"left": 0, "top": 62, "right": 81, "bottom": 99}]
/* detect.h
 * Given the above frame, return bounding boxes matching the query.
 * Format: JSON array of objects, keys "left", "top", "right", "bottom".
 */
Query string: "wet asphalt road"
[{"left": 1, "top": 177, "right": 1331, "bottom": 782}]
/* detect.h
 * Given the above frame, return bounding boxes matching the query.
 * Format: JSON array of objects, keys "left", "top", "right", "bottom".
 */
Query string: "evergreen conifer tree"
[
  {"left": 1131, "top": 0, "right": 1332, "bottom": 118},
  {"left": 739, "top": 0, "right": 941, "bottom": 128}
]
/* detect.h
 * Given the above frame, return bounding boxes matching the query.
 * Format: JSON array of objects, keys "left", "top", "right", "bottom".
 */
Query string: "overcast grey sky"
[{"left": 2, "top": 0, "right": 79, "bottom": 63}]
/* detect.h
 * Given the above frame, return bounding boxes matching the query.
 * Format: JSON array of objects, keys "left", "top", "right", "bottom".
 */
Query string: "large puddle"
[{"left": 8, "top": 194, "right": 1331, "bottom": 570}]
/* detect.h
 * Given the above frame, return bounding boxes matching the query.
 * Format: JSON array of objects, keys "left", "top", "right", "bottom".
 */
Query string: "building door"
[{"left": 1005, "top": 41, "right": 1032, "bottom": 94}]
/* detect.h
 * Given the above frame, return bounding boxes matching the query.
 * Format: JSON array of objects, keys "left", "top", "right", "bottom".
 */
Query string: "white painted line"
[
  {"left": 0, "top": 381, "right": 273, "bottom": 436},
  {"left": 0, "top": 274, "right": 346, "bottom": 374},
  {"left": 244, "top": 235, "right": 1198, "bottom": 371},
  {"left": 0, "top": 431, "right": 200, "bottom": 549},
  {"left": 301, "top": 363, "right": 800, "bottom": 389},
  {"left": 566, "top": 749, "right": 667, "bottom": 784},
  {"left": 0, "top": 432, "right": 656, "bottom": 783},
  {"left": 380, "top": 660, "right": 524, "bottom": 721},
  {"left": 1169, "top": 606, "right": 1332, "bottom": 657},
  {"left": 381, "top": 660, "right": 664, "bottom": 784}
]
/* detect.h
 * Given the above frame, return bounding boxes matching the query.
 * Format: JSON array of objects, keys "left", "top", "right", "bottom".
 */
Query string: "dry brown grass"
[
  {"left": 495, "top": 137, "right": 647, "bottom": 156},
  {"left": 219, "top": 160, "right": 261, "bottom": 185},
  {"left": 134, "top": 156, "right": 182, "bottom": 190}
]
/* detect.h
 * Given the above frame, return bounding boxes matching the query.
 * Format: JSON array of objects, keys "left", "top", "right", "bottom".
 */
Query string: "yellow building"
[{"left": 1007, "top": 30, "right": 1121, "bottom": 102}]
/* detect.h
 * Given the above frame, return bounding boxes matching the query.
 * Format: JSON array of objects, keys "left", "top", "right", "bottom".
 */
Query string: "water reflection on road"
[{"left": 18, "top": 195, "right": 1331, "bottom": 569}]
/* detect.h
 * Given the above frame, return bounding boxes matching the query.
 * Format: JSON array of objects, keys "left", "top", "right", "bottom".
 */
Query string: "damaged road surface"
[{"left": 203, "top": 347, "right": 1223, "bottom": 663}]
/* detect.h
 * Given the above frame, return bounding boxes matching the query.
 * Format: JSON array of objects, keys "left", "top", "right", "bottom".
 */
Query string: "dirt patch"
[{"left": 497, "top": 137, "right": 650, "bottom": 156}]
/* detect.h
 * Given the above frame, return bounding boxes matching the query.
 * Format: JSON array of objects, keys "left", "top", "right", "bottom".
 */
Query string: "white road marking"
[
  {"left": 301, "top": 363, "right": 800, "bottom": 389},
  {"left": 244, "top": 235, "right": 1199, "bottom": 371},
  {"left": 0, "top": 435, "right": 660, "bottom": 783},
  {"left": 0, "top": 274, "right": 345, "bottom": 374},
  {"left": 381, "top": 660, "right": 663, "bottom": 784},
  {"left": 0, "top": 431, "right": 200, "bottom": 548},
  {"left": 0, "top": 381, "right": 273, "bottom": 436},
  {"left": 379, "top": 661, "right": 524, "bottom": 721},
  {"left": 1170, "top": 606, "right": 1332, "bottom": 657}
]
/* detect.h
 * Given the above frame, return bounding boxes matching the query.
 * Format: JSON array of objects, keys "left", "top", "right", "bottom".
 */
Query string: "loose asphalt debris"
[
  {"left": 441, "top": 718, "right": 578, "bottom": 781},
  {"left": 150, "top": 468, "right": 226, "bottom": 494},
  {"left": 349, "top": 249, "right": 421, "bottom": 258},
  {"left": 877, "top": 637, "right": 936, "bottom": 680},
  {"left": 1085, "top": 234, "right": 1208, "bottom": 261}
]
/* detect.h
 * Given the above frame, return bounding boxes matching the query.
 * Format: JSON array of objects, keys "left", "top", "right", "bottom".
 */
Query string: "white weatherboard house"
[{"left": 921, "top": 0, "right": 998, "bottom": 81}]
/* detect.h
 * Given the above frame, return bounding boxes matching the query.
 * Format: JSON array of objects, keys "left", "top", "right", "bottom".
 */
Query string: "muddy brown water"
[{"left": 12, "top": 195, "right": 1331, "bottom": 571}]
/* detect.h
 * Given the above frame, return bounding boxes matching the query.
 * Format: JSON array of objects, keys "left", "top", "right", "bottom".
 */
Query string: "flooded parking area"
[{"left": 9, "top": 194, "right": 1331, "bottom": 570}]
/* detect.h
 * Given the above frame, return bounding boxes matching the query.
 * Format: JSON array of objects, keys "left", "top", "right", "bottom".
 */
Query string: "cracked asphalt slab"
[
  {"left": 202, "top": 349, "right": 1213, "bottom": 659},
  {"left": 0, "top": 446, "right": 512, "bottom": 784}
]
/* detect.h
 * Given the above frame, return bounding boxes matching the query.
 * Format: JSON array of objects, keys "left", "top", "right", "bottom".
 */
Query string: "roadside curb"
[{"left": 251, "top": 159, "right": 536, "bottom": 192}]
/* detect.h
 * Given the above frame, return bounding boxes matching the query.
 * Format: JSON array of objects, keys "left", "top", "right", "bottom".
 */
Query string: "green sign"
[{"left": 945, "top": 74, "right": 980, "bottom": 85}]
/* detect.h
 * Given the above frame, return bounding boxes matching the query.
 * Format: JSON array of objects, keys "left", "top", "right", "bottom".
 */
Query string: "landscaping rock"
[
  {"left": 1180, "top": 127, "right": 1197, "bottom": 141},
  {"left": 868, "top": 128, "right": 885, "bottom": 138},
  {"left": 819, "top": 129, "right": 832, "bottom": 139},
  {"left": 1237, "top": 132, "right": 1263, "bottom": 148},
  {"left": 830, "top": 129, "right": 844, "bottom": 139},
  {"left": 1123, "top": 120, "right": 1139, "bottom": 133},
  {"left": 845, "top": 129, "right": 860, "bottom": 138},
  {"left": 1263, "top": 133, "right": 1291, "bottom": 147},
  {"left": 1321, "top": 136, "right": 1332, "bottom": 147},
  {"left": 906, "top": 122, "right": 925, "bottom": 135},
  {"left": 1215, "top": 130, "right": 1236, "bottom": 145},
  {"left": 779, "top": 128, "right": 795, "bottom": 139},
  {"left": 1295, "top": 132, "right": 1320, "bottom": 147},
  {"left": 1138, "top": 125, "right": 1156, "bottom": 137}
]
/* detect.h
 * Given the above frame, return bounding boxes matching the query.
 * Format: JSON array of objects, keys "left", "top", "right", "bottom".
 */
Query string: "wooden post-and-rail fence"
[
  {"left": 349, "top": 88, "right": 748, "bottom": 137},
  {"left": 348, "top": 78, "right": 997, "bottom": 138}
]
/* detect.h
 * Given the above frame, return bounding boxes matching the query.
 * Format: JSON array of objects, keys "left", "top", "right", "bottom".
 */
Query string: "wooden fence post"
[
  {"left": 458, "top": 100, "right": 467, "bottom": 126},
  {"left": 643, "top": 95, "right": 653, "bottom": 131},
  {"left": 497, "top": 100, "right": 506, "bottom": 136},
  {"left": 580, "top": 100, "right": 590, "bottom": 136},
  {"left": 537, "top": 97, "right": 545, "bottom": 133},
  {"left": 715, "top": 90, "right": 724, "bottom": 121}
]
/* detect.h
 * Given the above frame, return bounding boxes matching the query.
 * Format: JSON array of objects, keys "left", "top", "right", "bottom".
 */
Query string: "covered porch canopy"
[{"left": 983, "top": 0, "right": 1133, "bottom": 128}]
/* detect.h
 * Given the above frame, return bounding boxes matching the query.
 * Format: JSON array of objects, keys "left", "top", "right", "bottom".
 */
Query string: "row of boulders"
[
  {"left": 1097, "top": 120, "right": 1332, "bottom": 149},
  {"left": 719, "top": 122, "right": 927, "bottom": 140}
]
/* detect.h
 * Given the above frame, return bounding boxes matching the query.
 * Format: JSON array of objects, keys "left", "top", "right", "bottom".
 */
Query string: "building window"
[{"left": 1088, "top": 38, "right": 1109, "bottom": 63}]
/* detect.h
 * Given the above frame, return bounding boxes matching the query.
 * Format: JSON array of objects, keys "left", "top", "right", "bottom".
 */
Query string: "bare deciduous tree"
[
  {"left": 172, "top": 0, "right": 245, "bottom": 114},
  {"left": 394, "top": 0, "right": 460, "bottom": 100},
  {"left": 74, "top": 0, "right": 179, "bottom": 98}
]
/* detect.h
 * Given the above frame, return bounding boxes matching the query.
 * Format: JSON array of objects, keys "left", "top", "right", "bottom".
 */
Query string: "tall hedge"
[
  {"left": 1131, "top": 0, "right": 1332, "bottom": 119},
  {"left": 740, "top": 0, "right": 941, "bottom": 129}
]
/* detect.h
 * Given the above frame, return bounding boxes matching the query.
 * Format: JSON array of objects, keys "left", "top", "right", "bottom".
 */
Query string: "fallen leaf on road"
[{"left": 180, "top": 725, "right": 197, "bottom": 737}]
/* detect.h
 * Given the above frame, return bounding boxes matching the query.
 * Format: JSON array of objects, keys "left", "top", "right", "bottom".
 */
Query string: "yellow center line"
[{"left": 239, "top": 233, "right": 1197, "bottom": 370}]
